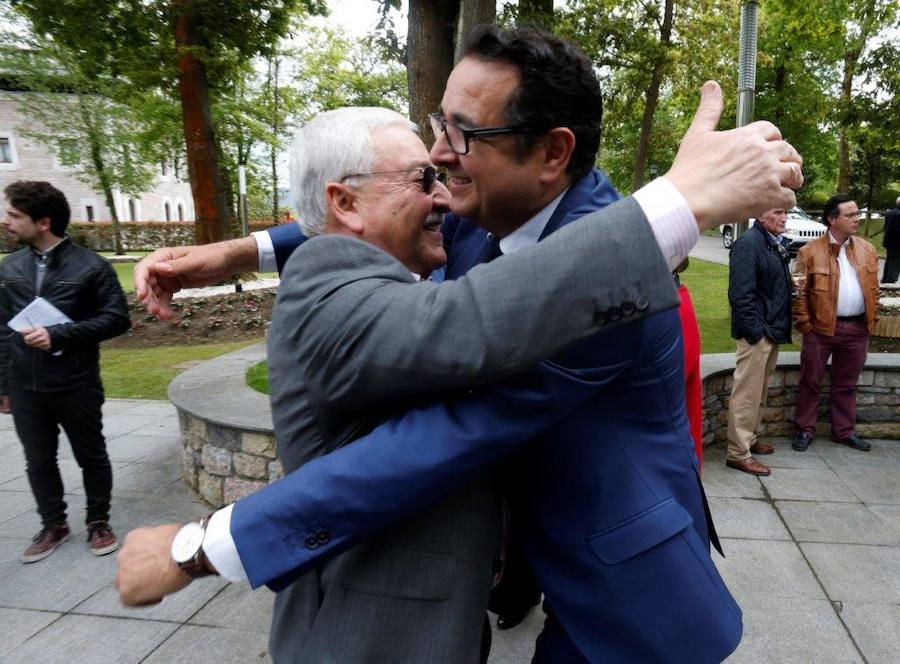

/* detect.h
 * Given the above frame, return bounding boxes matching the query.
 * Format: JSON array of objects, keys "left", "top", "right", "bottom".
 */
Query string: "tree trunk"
[
  {"left": 76, "top": 93, "right": 123, "bottom": 254},
  {"left": 407, "top": 0, "right": 458, "bottom": 148},
  {"left": 172, "top": 0, "right": 233, "bottom": 244},
  {"left": 518, "top": 0, "right": 554, "bottom": 29},
  {"left": 455, "top": 0, "right": 495, "bottom": 61},
  {"left": 632, "top": 0, "right": 673, "bottom": 192},
  {"left": 270, "top": 55, "right": 280, "bottom": 225},
  {"left": 837, "top": 54, "right": 856, "bottom": 193}
]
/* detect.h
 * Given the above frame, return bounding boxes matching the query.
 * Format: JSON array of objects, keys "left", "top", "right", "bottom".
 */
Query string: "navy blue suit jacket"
[{"left": 237, "top": 171, "right": 742, "bottom": 661}]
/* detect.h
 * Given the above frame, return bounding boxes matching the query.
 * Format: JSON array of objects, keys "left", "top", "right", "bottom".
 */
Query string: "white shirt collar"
[{"left": 497, "top": 188, "right": 569, "bottom": 254}]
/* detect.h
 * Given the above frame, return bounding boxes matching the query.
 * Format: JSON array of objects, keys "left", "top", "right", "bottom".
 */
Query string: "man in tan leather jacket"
[{"left": 792, "top": 195, "right": 880, "bottom": 452}]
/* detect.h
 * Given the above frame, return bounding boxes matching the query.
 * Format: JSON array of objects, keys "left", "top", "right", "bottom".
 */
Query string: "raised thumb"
[{"left": 685, "top": 80, "right": 723, "bottom": 137}]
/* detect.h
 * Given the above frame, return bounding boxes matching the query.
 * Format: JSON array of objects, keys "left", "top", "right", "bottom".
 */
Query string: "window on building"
[
  {"left": 59, "top": 139, "right": 80, "bottom": 167},
  {"left": 0, "top": 137, "right": 12, "bottom": 163},
  {"left": 164, "top": 202, "right": 171, "bottom": 221},
  {"left": 128, "top": 199, "right": 137, "bottom": 221},
  {"left": 85, "top": 205, "right": 95, "bottom": 222},
  {"left": 177, "top": 203, "right": 184, "bottom": 221}
]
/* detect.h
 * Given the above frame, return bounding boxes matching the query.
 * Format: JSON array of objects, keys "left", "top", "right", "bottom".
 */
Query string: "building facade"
[{"left": 0, "top": 93, "right": 194, "bottom": 222}]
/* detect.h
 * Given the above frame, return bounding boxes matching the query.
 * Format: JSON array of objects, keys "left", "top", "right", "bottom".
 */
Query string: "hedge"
[{"left": 0, "top": 220, "right": 294, "bottom": 253}]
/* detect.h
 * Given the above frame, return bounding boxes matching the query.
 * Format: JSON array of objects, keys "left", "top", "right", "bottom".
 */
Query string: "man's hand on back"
[
  {"left": 134, "top": 237, "right": 259, "bottom": 320},
  {"left": 115, "top": 524, "right": 194, "bottom": 606},
  {"left": 665, "top": 81, "right": 804, "bottom": 231}
]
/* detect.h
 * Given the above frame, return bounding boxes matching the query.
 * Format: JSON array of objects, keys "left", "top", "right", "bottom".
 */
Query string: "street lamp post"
[{"left": 733, "top": 0, "right": 759, "bottom": 243}]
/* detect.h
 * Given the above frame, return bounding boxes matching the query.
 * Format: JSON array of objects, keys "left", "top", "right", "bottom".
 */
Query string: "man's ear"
[
  {"left": 324, "top": 182, "right": 364, "bottom": 235},
  {"left": 538, "top": 127, "right": 576, "bottom": 184},
  {"left": 34, "top": 216, "right": 52, "bottom": 233}
]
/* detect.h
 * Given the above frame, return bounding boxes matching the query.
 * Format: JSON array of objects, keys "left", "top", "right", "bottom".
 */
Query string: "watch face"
[{"left": 171, "top": 522, "right": 205, "bottom": 564}]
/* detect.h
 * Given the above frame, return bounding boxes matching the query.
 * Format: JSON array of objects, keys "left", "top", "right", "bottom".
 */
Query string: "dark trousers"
[
  {"left": 532, "top": 604, "right": 588, "bottom": 663},
  {"left": 795, "top": 319, "right": 869, "bottom": 439},
  {"left": 10, "top": 385, "right": 111, "bottom": 527},
  {"left": 883, "top": 248, "right": 900, "bottom": 283}
]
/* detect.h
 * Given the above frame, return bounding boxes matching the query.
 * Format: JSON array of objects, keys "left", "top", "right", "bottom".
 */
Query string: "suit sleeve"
[
  {"left": 288, "top": 196, "right": 679, "bottom": 409},
  {"left": 267, "top": 224, "right": 307, "bottom": 274},
  {"left": 232, "top": 357, "right": 628, "bottom": 590}
]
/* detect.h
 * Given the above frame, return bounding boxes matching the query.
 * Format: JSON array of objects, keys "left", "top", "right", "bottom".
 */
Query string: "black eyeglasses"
[
  {"left": 429, "top": 113, "right": 543, "bottom": 155},
  {"left": 341, "top": 166, "right": 446, "bottom": 194}
]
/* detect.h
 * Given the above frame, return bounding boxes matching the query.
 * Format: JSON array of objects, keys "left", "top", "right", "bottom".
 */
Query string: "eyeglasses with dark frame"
[
  {"left": 429, "top": 113, "right": 543, "bottom": 156},
  {"left": 340, "top": 166, "right": 446, "bottom": 194}
]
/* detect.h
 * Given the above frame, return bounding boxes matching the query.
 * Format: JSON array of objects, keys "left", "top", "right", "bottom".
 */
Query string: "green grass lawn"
[
  {"left": 101, "top": 340, "right": 260, "bottom": 399},
  {"left": 680, "top": 258, "right": 799, "bottom": 354}
]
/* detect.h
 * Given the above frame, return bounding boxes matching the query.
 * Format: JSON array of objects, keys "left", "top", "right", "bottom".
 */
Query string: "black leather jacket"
[{"left": 0, "top": 238, "right": 130, "bottom": 393}]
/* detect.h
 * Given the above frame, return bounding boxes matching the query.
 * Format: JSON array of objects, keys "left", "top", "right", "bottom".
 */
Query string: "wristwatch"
[{"left": 171, "top": 515, "right": 216, "bottom": 578}]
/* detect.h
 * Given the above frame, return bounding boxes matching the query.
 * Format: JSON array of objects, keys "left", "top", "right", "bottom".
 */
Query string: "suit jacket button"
[
  {"left": 607, "top": 306, "right": 623, "bottom": 321},
  {"left": 304, "top": 535, "right": 319, "bottom": 549},
  {"left": 317, "top": 529, "right": 331, "bottom": 544},
  {"left": 634, "top": 293, "right": 649, "bottom": 311},
  {"left": 621, "top": 301, "right": 636, "bottom": 316}
]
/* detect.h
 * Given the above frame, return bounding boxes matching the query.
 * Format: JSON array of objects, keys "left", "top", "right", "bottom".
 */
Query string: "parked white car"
[{"left": 720, "top": 207, "right": 827, "bottom": 255}]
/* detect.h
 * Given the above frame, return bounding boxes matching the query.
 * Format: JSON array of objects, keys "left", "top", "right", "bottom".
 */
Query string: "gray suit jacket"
[{"left": 265, "top": 197, "right": 678, "bottom": 662}]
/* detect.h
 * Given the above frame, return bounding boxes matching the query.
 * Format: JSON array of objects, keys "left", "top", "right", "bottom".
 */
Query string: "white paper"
[{"left": 8, "top": 297, "right": 73, "bottom": 332}]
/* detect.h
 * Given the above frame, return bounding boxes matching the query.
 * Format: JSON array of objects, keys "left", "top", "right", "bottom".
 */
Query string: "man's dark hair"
[
  {"left": 461, "top": 25, "right": 602, "bottom": 180},
  {"left": 822, "top": 194, "right": 854, "bottom": 227},
  {"left": 3, "top": 180, "right": 70, "bottom": 236}
]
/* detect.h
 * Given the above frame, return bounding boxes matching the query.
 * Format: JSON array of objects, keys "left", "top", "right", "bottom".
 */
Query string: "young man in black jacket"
[
  {"left": 0, "top": 181, "right": 130, "bottom": 562},
  {"left": 725, "top": 208, "right": 793, "bottom": 476}
]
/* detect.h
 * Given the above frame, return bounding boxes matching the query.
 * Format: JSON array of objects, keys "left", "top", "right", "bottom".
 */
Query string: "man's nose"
[
  {"left": 429, "top": 130, "right": 456, "bottom": 168},
  {"left": 432, "top": 180, "right": 451, "bottom": 212}
]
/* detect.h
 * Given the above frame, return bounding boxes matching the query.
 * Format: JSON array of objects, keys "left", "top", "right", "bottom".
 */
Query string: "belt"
[{"left": 836, "top": 314, "right": 865, "bottom": 321}]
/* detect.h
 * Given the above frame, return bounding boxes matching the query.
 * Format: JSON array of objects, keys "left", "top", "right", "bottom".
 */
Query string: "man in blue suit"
[{"left": 120, "top": 25, "right": 806, "bottom": 662}]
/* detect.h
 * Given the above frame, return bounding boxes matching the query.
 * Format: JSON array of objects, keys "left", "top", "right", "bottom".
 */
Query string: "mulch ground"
[{"left": 105, "top": 288, "right": 276, "bottom": 348}]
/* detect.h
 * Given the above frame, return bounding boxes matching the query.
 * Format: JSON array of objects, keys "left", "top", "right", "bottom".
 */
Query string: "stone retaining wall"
[
  {"left": 701, "top": 352, "right": 900, "bottom": 446},
  {"left": 170, "top": 345, "right": 900, "bottom": 509},
  {"left": 169, "top": 343, "right": 283, "bottom": 507}
]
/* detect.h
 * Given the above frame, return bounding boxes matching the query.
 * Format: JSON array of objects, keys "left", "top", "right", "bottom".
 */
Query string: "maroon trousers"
[{"left": 795, "top": 318, "right": 869, "bottom": 439}]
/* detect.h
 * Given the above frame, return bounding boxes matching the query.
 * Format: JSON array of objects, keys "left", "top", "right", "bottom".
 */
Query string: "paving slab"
[
  {"left": 800, "top": 542, "right": 900, "bottom": 603},
  {"left": 2, "top": 613, "right": 178, "bottom": 663},
  {"left": 74, "top": 575, "right": 228, "bottom": 623},
  {"left": 0, "top": 536, "right": 119, "bottom": 611},
  {"left": 815, "top": 440, "right": 900, "bottom": 469},
  {"left": 831, "top": 466, "right": 900, "bottom": 504},
  {"left": 143, "top": 624, "right": 271, "bottom": 663},
  {"left": 188, "top": 583, "right": 275, "bottom": 633},
  {"left": 868, "top": 503, "right": 900, "bottom": 533},
  {"left": 714, "top": 538, "right": 825, "bottom": 601},
  {"left": 778, "top": 500, "right": 900, "bottom": 545},
  {"left": 0, "top": 607, "right": 62, "bottom": 658},
  {"left": 756, "top": 446, "right": 830, "bottom": 470},
  {"left": 0, "top": 488, "right": 38, "bottom": 525},
  {"left": 839, "top": 602, "right": 900, "bottom": 663},
  {"left": 708, "top": 497, "right": 792, "bottom": 540},
  {"left": 759, "top": 467, "right": 861, "bottom": 502},
  {"left": 723, "top": 595, "right": 862, "bottom": 664}
]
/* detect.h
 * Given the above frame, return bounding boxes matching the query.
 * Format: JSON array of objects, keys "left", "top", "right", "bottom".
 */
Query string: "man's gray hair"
[{"left": 290, "top": 107, "right": 416, "bottom": 238}]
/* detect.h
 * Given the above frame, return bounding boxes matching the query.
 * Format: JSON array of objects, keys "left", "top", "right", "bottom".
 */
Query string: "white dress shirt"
[
  {"left": 206, "top": 176, "right": 699, "bottom": 582},
  {"left": 830, "top": 232, "right": 866, "bottom": 317}
]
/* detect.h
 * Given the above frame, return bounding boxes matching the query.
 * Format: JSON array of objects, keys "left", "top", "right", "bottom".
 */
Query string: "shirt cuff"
[
  {"left": 202, "top": 504, "right": 249, "bottom": 584},
  {"left": 251, "top": 230, "right": 277, "bottom": 273},
  {"left": 633, "top": 177, "right": 699, "bottom": 270}
]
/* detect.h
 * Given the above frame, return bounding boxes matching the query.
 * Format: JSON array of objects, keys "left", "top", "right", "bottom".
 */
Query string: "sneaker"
[
  {"left": 22, "top": 523, "right": 70, "bottom": 563},
  {"left": 87, "top": 520, "right": 118, "bottom": 556}
]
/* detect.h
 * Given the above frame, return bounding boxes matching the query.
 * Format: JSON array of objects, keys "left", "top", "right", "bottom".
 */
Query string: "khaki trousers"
[{"left": 727, "top": 337, "right": 779, "bottom": 461}]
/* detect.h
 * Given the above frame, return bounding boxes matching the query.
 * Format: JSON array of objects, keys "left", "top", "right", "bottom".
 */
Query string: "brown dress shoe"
[
  {"left": 749, "top": 441, "right": 775, "bottom": 455},
  {"left": 22, "top": 523, "right": 70, "bottom": 563},
  {"left": 87, "top": 521, "right": 118, "bottom": 556},
  {"left": 726, "top": 456, "right": 771, "bottom": 476}
]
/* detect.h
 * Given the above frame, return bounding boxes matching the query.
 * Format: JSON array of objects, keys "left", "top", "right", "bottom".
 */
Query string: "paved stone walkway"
[{"left": 1, "top": 399, "right": 899, "bottom": 662}]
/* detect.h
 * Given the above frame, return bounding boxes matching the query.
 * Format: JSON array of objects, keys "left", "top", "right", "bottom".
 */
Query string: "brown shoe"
[
  {"left": 749, "top": 441, "right": 775, "bottom": 455},
  {"left": 87, "top": 521, "right": 118, "bottom": 556},
  {"left": 726, "top": 456, "right": 771, "bottom": 476},
  {"left": 22, "top": 523, "right": 70, "bottom": 563}
]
